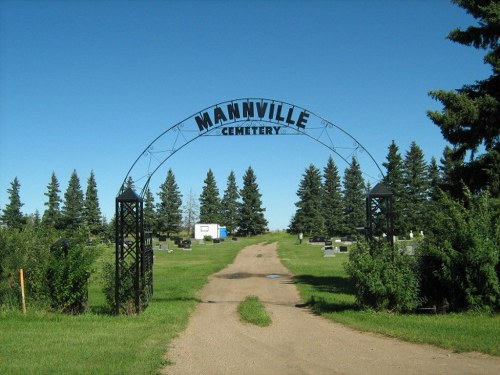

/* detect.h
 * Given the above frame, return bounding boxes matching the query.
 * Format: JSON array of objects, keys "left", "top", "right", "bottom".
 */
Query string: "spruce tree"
[
  {"left": 84, "top": 170, "right": 102, "bottom": 236},
  {"left": 43, "top": 172, "right": 62, "bottom": 228},
  {"left": 342, "top": 157, "right": 365, "bottom": 236},
  {"left": 144, "top": 188, "right": 156, "bottom": 233},
  {"left": 238, "top": 167, "right": 268, "bottom": 235},
  {"left": 291, "top": 164, "right": 325, "bottom": 236},
  {"left": 428, "top": 156, "right": 441, "bottom": 201},
  {"left": 427, "top": 0, "right": 500, "bottom": 197},
  {"left": 402, "top": 142, "right": 429, "bottom": 234},
  {"left": 1, "top": 177, "right": 25, "bottom": 229},
  {"left": 382, "top": 141, "right": 406, "bottom": 236},
  {"left": 322, "top": 156, "right": 344, "bottom": 237},
  {"left": 62, "top": 170, "right": 85, "bottom": 231},
  {"left": 221, "top": 171, "right": 240, "bottom": 234},
  {"left": 156, "top": 169, "right": 182, "bottom": 237},
  {"left": 199, "top": 169, "right": 221, "bottom": 224}
]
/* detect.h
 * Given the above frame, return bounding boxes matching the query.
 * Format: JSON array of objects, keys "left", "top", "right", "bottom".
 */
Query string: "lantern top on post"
[
  {"left": 369, "top": 182, "right": 392, "bottom": 197},
  {"left": 116, "top": 187, "right": 142, "bottom": 202}
]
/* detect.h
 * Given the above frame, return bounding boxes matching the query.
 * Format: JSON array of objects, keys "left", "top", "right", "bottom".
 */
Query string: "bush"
[
  {"left": 47, "top": 233, "right": 99, "bottom": 314},
  {"left": 345, "top": 240, "right": 419, "bottom": 312},
  {"left": 0, "top": 224, "right": 56, "bottom": 309},
  {"left": 417, "top": 191, "right": 500, "bottom": 311}
]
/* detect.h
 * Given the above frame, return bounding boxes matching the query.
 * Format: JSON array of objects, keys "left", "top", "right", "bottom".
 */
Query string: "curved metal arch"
[{"left": 120, "top": 98, "right": 385, "bottom": 196}]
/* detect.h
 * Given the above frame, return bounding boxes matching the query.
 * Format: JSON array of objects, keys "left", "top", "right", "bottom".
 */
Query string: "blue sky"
[{"left": 0, "top": 0, "right": 491, "bottom": 230}]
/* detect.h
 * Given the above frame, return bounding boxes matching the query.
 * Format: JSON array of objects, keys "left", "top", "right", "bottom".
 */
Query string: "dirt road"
[{"left": 162, "top": 243, "right": 500, "bottom": 375}]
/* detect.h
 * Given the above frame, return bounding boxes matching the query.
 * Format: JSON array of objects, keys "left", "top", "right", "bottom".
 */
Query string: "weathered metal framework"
[
  {"left": 115, "top": 188, "right": 153, "bottom": 314},
  {"left": 366, "top": 182, "right": 394, "bottom": 247}
]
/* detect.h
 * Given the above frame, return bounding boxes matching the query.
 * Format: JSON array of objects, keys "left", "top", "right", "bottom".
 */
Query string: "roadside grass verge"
[
  {"left": 0, "top": 236, "right": 263, "bottom": 375},
  {"left": 238, "top": 296, "right": 272, "bottom": 327},
  {"left": 276, "top": 233, "right": 500, "bottom": 357}
]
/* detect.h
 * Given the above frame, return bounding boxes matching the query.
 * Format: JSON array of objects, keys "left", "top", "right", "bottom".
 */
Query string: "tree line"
[{"left": 0, "top": 166, "right": 269, "bottom": 238}]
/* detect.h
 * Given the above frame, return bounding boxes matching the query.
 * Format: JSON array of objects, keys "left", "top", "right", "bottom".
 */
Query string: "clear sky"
[{"left": 0, "top": 0, "right": 491, "bottom": 230}]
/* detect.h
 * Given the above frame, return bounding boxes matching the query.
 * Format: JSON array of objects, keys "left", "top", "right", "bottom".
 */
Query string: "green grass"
[
  {"left": 0, "top": 235, "right": 263, "bottom": 375},
  {"left": 276, "top": 233, "right": 500, "bottom": 356},
  {"left": 238, "top": 296, "right": 272, "bottom": 327},
  {"left": 2, "top": 232, "right": 499, "bottom": 375}
]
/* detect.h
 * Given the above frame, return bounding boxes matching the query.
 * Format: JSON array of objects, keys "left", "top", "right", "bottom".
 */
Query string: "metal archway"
[
  {"left": 114, "top": 98, "right": 386, "bottom": 314},
  {"left": 119, "top": 98, "right": 384, "bottom": 196}
]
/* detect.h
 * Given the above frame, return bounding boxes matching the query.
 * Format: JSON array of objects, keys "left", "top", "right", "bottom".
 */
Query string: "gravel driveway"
[{"left": 162, "top": 243, "right": 500, "bottom": 375}]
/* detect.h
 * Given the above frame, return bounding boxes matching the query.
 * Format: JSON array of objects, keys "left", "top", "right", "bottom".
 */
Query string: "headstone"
[
  {"left": 324, "top": 249, "right": 336, "bottom": 257},
  {"left": 339, "top": 246, "right": 348, "bottom": 252}
]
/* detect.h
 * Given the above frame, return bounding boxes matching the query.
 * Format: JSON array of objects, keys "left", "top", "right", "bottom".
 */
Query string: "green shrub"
[
  {"left": 417, "top": 191, "right": 500, "bottom": 311},
  {"left": 47, "top": 233, "right": 99, "bottom": 314},
  {"left": 0, "top": 224, "right": 56, "bottom": 309},
  {"left": 345, "top": 240, "right": 419, "bottom": 312}
]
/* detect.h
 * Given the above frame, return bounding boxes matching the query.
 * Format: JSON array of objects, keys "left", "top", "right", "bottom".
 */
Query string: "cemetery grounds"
[{"left": 0, "top": 233, "right": 499, "bottom": 374}]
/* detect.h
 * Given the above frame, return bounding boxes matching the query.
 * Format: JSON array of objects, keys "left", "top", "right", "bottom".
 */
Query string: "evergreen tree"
[
  {"left": 43, "top": 172, "right": 62, "bottom": 228},
  {"left": 62, "top": 170, "right": 85, "bottom": 231},
  {"left": 221, "top": 171, "right": 240, "bottom": 234},
  {"left": 428, "top": 156, "right": 441, "bottom": 201},
  {"left": 156, "top": 169, "right": 182, "bottom": 237},
  {"left": 427, "top": 0, "right": 500, "bottom": 197},
  {"left": 382, "top": 141, "right": 406, "bottom": 236},
  {"left": 1, "top": 177, "right": 25, "bottom": 229},
  {"left": 439, "top": 145, "right": 465, "bottom": 198},
  {"left": 291, "top": 164, "right": 325, "bottom": 236},
  {"left": 238, "top": 167, "right": 268, "bottom": 235},
  {"left": 342, "top": 157, "right": 365, "bottom": 236},
  {"left": 144, "top": 188, "right": 156, "bottom": 233},
  {"left": 402, "top": 142, "right": 429, "bottom": 234},
  {"left": 182, "top": 189, "right": 199, "bottom": 236},
  {"left": 124, "top": 176, "right": 135, "bottom": 191},
  {"left": 84, "top": 170, "right": 102, "bottom": 236},
  {"left": 199, "top": 169, "right": 221, "bottom": 224},
  {"left": 322, "top": 156, "right": 344, "bottom": 237}
]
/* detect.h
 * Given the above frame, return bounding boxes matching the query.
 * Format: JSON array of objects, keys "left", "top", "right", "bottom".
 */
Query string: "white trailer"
[{"left": 194, "top": 223, "right": 226, "bottom": 240}]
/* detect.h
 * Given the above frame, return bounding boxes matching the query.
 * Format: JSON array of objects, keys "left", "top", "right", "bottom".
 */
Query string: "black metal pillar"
[
  {"left": 366, "top": 182, "right": 394, "bottom": 247},
  {"left": 115, "top": 188, "right": 153, "bottom": 314}
]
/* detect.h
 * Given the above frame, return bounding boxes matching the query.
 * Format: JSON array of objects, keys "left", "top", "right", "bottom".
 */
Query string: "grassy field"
[
  {"left": 276, "top": 233, "right": 500, "bottom": 357},
  {"left": 0, "top": 236, "right": 262, "bottom": 375}
]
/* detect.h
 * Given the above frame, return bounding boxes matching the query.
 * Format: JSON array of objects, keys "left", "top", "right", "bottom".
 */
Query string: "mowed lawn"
[
  {"left": 1, "top": 233, "right": 499, "bottom": 375},
  {"left": 0, "top": 236, "right": 262, "bottom": 375},
  {"left": 277, "top": 233, "right": 500, "bottom": 357}
]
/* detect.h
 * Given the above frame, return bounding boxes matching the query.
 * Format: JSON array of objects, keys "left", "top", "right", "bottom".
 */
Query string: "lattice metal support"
[
  {"left": 366, "top": 182, "right": 394, "bottom": 248},
  {"left": 115, "top": 188, "right": 153, "bottom": 314}
]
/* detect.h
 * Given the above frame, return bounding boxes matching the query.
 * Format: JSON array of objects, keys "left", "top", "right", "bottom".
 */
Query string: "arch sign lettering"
[{"left": 120, "top": 98, "right": 383, "bottom": 196}]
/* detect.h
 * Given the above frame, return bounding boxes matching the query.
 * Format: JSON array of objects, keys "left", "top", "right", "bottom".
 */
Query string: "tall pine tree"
[
  {"left": 62, "top": 170, "right": 85, "bottom": 231},
  {"left": 342, "top": 157, "right": 365, "bottom": 236},
  {"left": 382, "top": 141, "right": 406, "bottom": 236},
  {"left": 43, "top": 172, "right": 62, "bottom": 228},
  {"left": 427, "top": 0, "right": 500, "bottom": 197},
  {"left": 291, "top": 164, "right": 325, "bottom": 236},
  {"left": 238, "top": 167, "right": 268, "bottom": 235},
  {"left": 144, "top": 188, "right": 156, "bottom": 233},
  {"left": 322, "top": 156, "right": 344, "bottom": 237},
  {"left": 84, "top": 170, "right": 102, "bottom": 235},
  {"left": 1, "top": 177, "right": 24, "bottom": 229},
  {"left": 402, "top": 141, "right": 429, "bottom": 234},
  {"left": 199, "top": 169, "right": 221, "bottom": 224},
  {"left": 156, "top": 169, "right": 182, "bottom": 236},
  {"left": 221, "top": 171, "right": 240, "bottom": 234}
]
